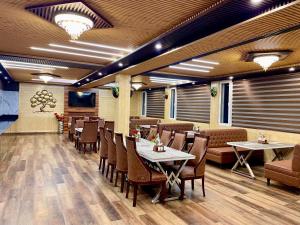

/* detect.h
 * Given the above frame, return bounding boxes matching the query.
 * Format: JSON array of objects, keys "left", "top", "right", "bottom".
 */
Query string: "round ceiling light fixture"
[
  {"left": 54, "top": 13, "right": 94, "bottom": 40},
  {"left": 39, "top": 75, "right": 53, "bottom": 83},
  {"left": 253, "top": 55, "right": 280, "bottom": 71},
  {"left": 131, "top": 82, "right": 144, "bottom": 90}
]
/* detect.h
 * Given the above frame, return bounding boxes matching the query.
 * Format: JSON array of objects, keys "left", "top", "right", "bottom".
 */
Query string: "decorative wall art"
[{"left": 30, "top": 90, "right": 57, "bottom": 112}]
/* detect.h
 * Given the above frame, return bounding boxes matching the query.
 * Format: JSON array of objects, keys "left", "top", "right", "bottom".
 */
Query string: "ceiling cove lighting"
[
  {"left": 49, "top": 44, "right": 124, "bottom": 57},
  {"left": 32, "top": 78, "right": 77, "bottom": 84},
  {"left": 192, "top": 59, "right": 219, "bottom": 65},
  {"left": 3, "top": 65, "right": 51, "bottom": 71},
  {"left": 70, "top": 40, "right": 132, "bottom": 52},
  {"left": 150, "top": 77, "right": 193, "bottom": 85},
  {"left": 253, "top": 55, "right": 280, "bottom": 71},
  {"left": 30, "top": 47, "right": 115, "bottom": 61},
  {"left": 54, "top": 13, "right": 94, "bottom": 40},
  {"left": 0, "top": 60, "right": 69, "bottom": 70},
  {"left": 289, "top": 67, "right": 295, "bottom": 72},
  {"left": 179, "top": 63, "right": 214, "bottom": 69},
  {"left": 169, "top": 65, "right": 210, "bottom": 73},
  {"left": 39, "top": 75, "right": 53, "bottom": 83}
]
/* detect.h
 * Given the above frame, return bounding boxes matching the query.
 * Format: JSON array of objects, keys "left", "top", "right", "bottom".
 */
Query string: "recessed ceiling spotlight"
[
  {"left": 229, "top": 76, "right": 234, "bottom": 80},
  {"left": 4, "top": 76, "right": 8, "bottom": 80},
  {"left": 155, "top": 43, "right": 162, "bottom": 50},
  {"left": 192, "top": 82, "right": 195, "bottom": 85},
  {"left": 0, "top": 71, "right": 2, "bottom": 74},
  {"left": 86, "top": 78, "right": 90, "bottom": 81},
  {"left": 289, "top": 67, "right": 295, "bottom": 72},
  {"left": 78, "top": 82, "right": 81, "bottom": 85},
  {"left": 118, "top": 62, "right": 123, "bottom": 67},
  {"left": 98, "top": 72, "right": 102, "bottom": 76}
]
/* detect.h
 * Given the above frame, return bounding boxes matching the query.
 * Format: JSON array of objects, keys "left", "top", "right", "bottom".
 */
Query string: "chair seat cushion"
[
  {"left": 265, "top": 160, "right": 300, "bottom": 177},
  {"left": 179, "top": 166, "right": 196, "bottom": 179},
  {"left": 151, "top": 170, "right": 167, "bottom": 182},
  {"left": 208, "top": 147, "right": 248, "bottom": 156}
]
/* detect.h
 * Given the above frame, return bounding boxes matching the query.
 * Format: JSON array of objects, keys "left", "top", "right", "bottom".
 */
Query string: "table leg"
[
  {"left": 152, "top": 160, "right": 188, "bottom": 203},
  {"left": 231, "top": 146, "right": 255, "bottom": 179}
]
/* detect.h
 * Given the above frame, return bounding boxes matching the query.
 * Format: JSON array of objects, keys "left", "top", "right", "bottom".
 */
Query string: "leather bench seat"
[{"left": 265, "top": 160, "right": 300, "bottom": 177}]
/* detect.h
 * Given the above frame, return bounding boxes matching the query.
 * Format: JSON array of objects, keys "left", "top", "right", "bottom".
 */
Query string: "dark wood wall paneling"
[
  {"left": 176, "top": 85, "right": 211, "bottom": 123},
  {"left": 64, "top": 87, "right": 99, "bottom": 132},
  {"left": 232, "top": 73, "right": 300, "bottom": 133},
  {"left": 146, "top": 89, "right": 165, "bottom": 119}
]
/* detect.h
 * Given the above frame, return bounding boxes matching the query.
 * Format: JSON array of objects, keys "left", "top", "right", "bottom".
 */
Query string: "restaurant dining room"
[{"left": 1, "top": 0, "right": 300, "bottom": 225}]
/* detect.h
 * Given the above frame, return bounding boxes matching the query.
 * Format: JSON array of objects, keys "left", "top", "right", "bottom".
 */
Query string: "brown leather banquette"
[
  {"left": 265, "top": 144, "right": 300, "bottom": 188},
  {"left": 129, "top": 117, "right": 160, "bottom": 129},
  {"left": 199, "top": 129, "right": 263, "bottom": 165},
  {"left": 157, "top": 122, "right": 194, "bottom": 136}
]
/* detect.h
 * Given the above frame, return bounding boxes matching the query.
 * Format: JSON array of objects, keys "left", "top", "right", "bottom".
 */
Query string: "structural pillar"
[{"left": 115, "top": 74, "right": 131, "bottom": 136}]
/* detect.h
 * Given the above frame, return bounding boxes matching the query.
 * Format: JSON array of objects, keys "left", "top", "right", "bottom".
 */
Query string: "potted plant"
[{"left": 54, "top": 113, "right": 64, "bottom": 134}]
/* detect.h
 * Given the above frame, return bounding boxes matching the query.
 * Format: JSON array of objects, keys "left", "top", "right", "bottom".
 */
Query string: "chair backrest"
[
  {"left": 105, "top": 121, "right": 114, "bottom": 133},
  {"left": 75, "top": 119, "right": 85, "bottom": 128},
  {"left": 106, "top": 129, "right": 116, "bottom": 164},
  {"left": 115, "top": 133, "right": 128, "bottom": 172},
  {"left": 80, "top": 121, "right": 98, "bottom": 142},
  {"left": 160, "top": 130, "right": 172, "bottom": 146},
  {"left": 187, "top": 135, "right": 209, "bottom": 177},
  {"left": 147, "top": 126, "right": 158, "bottom": 141},
  {"left": 70, "top": 116, "right": 83, "bottom": 134},
  {"left": 99, "top": 127, "right": 108, "bottom": 157},
  {"left": 170, "top": 132, "right": 186, "bottom": 151},
  {"left": 89, "top": 116, "right": 99, "bottom": 121},
  {"left": 292, "top": 144, "right": 300, "bottom": 172},
  {"left": 126, "top": 136, "right": 151, "bottom": 182},
  {"left": 98, "top": 119, "right": 105, "bottom": 128},
  {"left": 84, "top": 116, "right": 89, "bottom": 121}
]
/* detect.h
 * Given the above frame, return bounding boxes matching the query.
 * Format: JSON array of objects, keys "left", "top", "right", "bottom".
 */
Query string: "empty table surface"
[{"left": 227, "top": 141, "right": 294, "bottom": 150}]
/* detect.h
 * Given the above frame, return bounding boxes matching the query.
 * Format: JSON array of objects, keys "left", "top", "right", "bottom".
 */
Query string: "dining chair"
[
  {"left": 69, "top": 116, "right": 83, "bottom": 141},
  {"left": 174, "top": 134, "right": 209, "bottom": 200},
  {"left": 97, "top": 119, "right": 105, "bottom": 151},
  {"left": 99, "top": 127, "right": 108, "bottom": 174},
  {"left": 106, "top": 129, "right": 117, "bottom": 182},
  {"left": 105, "top": 121, "right": 114, "bottom": 133},
  {"left": 147, "top": 126, "right": 158, "bottom": 141},
  {"left": 84, "top": 116, "right": 90, "bottom": 121},
  {"left": 115, "top": 133, "right": 128, "bottom": 192},
  {"left": 125, "top": 136, "right": 167, "bottom": 207},
  {"left": 77, "top": 121, "right": 98, "bottom": 154},
  {"left": 74, "top": 119, "right": 85, "bottom": 148},
  {"left": 160, "top": 130, "right": 172, "bottom": 146},
  {"left": 169, "top": 132, "right": 186, "bottom": 151}
]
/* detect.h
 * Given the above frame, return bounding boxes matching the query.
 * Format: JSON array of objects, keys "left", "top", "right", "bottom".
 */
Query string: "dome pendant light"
[
  {"left": 54, "top": 13, "right": 94, "bottom": 40},
  {"left": 253, "top": 55, "right": 280, "bottom": 71}
]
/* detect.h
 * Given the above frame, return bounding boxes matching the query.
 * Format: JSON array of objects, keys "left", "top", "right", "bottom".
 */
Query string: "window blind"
[
  {"left": 176, "top": 85, "right": 210, "bottom": 123},
  {"left": 146, "top": 89, "right": 165, "bottom": 118},
  {"left": 232, "top": 73, "right": 300, "bottom": 133}
]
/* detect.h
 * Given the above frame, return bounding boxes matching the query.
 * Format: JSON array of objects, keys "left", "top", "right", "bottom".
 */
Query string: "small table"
[
  {"left": 227, "top": 141, "right": 294, "bottom": 179},
  {"left": 136, "top": 139, "right": 195, "bottom": 203}
]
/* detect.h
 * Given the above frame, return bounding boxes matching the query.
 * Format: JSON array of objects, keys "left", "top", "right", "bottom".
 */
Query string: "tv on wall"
[{"left": 68, "top": 91, "right": 96, "bottom": 108}]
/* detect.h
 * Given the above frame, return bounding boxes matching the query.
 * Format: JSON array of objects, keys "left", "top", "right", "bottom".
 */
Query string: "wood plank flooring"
[{"left": 0, "top": 134, "right": 300, "bottom": 225}]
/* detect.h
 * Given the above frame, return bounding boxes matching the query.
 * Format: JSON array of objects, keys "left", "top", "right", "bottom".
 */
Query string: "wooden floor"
[{"left": 0, "top": 134, "right": 300, "bottom": 225}]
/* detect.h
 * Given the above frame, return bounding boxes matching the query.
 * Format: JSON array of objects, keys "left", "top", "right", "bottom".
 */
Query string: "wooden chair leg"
[
  {"left": 120, "top": 173, "right": 125, "bottom": 193},
  {"left": 179, "top": 180, "right": 185, "bottom": 200},
  {"left": 115, "top": 171, "right": 119, "bottom": 187},
  {"left": 191, "top": 179, "right": 194, "bottom": 190},
  {"left": 126, "top": 182, "right": 130, "bottom": 198},
  {"left": 94, "top": 143, "right": 97, "bottom": 153},
  {"left": 202, "top": 176, "right": 205, "bottom": 197},
  {"left": 102, "top": 158, "right": 106, "bottom": 174},
  {"left": 133, "top": 184, "right": 138, "bottom": 207},
  {"left": 99, "top": 157, "right": 102, "bottom": 170},
  {"left": 267, "top": 178, "right": 270, "bottom": 186},
  {"left": 106, "top": 164, "right": 110, "bottom": 178},
  {"left": 110, "top": 165, "right": 115, "bottom": 183}
]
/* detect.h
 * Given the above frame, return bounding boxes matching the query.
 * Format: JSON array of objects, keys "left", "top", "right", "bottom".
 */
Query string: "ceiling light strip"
[
  {"left": 30, "top": 47, "right": 115, "bottom": 61},
  {"left": 2, "top": 63, "right": 56, "bottom": 70},
  {"left": 169, "top": 65, "right": 210, "bottom": 73},
  {"left": 49, "top": 44, "right": 124, "bottom": 57},
  {"left": 180, "top": 63, "right": 214, "bottom": 69},
  {"left": 0, "top": 60, "right": 68, "bottom": 69},
  {"left": 4, "top": 65, "right": 47, "bottom": 71},
  {"left": 70, "top": 40, "right": 132, "bottom": 52},
  {"left": 192, "top": 59, "right": 219, "bottom": 65}
]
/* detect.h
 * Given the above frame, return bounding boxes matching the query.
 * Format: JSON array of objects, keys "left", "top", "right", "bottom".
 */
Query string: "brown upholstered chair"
[
  {"left": 125, "top": 136, "right": 167, "bottom": 207},
  {"left": 265, "top": 145, "right": 300, "bottom": 188},
  {"left": 77, "top": 121, "right": 98, "bottom": 154},
  {"left": 97, "top": 119, "right": 105, "bottom": 151},
  {"left": 99, "top": 127, "right": 108, "bottom": 174},
  {"left": 169, "top": 132, "right": 186, "bottom": 151},
  {"left": 160, "top": 130, "right": 172, "bottom": 146},
  {"left": 157, "top": 122, "right": 194, "bottom": 136},
  {"left": 173, "top": 135, "right": 209, "bottom": 200},
  {"left": 106, "top": 129, "right": 117, "bottom": 182},
  {"left": 115, "top": 133, "right": 128, "bottom": 192},
  {"left": 89, "top": 116, "right": 99, "bottom": 121},
  {"left": 147, "top": 126, "right": 158, "bottom": 141}
]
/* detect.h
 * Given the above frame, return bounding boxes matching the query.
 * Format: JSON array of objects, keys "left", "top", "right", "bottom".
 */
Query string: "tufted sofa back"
[{"left": 199, "top": 129, "right": 247, "bottom": 148}]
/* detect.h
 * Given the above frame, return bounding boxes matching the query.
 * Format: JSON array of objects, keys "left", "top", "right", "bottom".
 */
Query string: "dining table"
[{"left": 135, "top": 138, "right": 195, "bottom": 203}]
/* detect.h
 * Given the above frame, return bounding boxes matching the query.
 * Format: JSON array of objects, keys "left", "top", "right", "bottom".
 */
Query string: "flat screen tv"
[{"left": 68, "top": 91, "right": 96, "bottom": 108}]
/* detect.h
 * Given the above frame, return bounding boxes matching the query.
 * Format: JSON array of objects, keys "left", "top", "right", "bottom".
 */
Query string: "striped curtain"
[
  {"left": 232, "top": 73, "right": 300, "bottom": 133},
  {"left": 176, "top": 85, "right": 210, "bottom": 123},
  {"left": 146, "top": 89, "right": 165, "bottom": 118}
]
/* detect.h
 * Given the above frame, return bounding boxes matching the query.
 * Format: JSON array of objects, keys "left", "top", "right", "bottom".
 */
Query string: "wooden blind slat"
[{"left": 146, "top": 89, "right": 165, "bottom": 118}]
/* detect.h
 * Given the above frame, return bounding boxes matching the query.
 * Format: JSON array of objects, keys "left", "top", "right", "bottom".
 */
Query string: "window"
[
  {"left": 141, "top": 91, "right": 147, "bottom": 116},
  {"left": 170, "top": 88, "right": 177, "bottom": 119},
  {"left": 146, "top": 89, "right": 165, "bottom": 118},
  {"left": 219, "top": 81, "right": 232, "bottom": 125}
]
